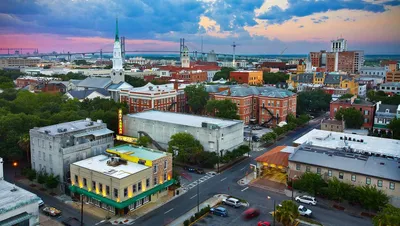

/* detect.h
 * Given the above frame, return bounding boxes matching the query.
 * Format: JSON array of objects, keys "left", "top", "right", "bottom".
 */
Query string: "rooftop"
[
  {"left": 208, "top": 84, "right": 295, "bottom": 98},
  {"left": 380, "top": 82, "right": 400, "bottom": 87},
  {"left": 0, "top": 179, "right": 40, "bottom": 214},
  {"left": 67, "top": 88, "right": 110, "bottom": 99},
  {"left": 33, "top": 119, "right": 106, "bottom": 136},
  {"left": 289, "top": 145, "right": 400, "bottom": 182},
  {"left": 321, "top": 119, "right": 343, "bottom": 125},
  {"left": 376, "top": 103, "right": 398, "bottom": 114},
  {"left": 331, "top": 98, "right": 374, "bottom": 106},
  {"left": 126, "top": 110, "right": 242, "bottom": 128},
  {"left": 72, "top": 154, "right": 149, "bottom": 179},
  {"left": 255, "top": 146, "right": 293, "bottom": 167},
  {"left": 107, "top": 144, "right": 168, "bottom": 161},
  {"left": 293, "top": 129, "right": 400, "bottom": 158},
  {"left": 77, "top": 77, "right": 112, "bottom": 89},
  {"left": 122, "top": 82, "right": 178, "bottom": 94}
]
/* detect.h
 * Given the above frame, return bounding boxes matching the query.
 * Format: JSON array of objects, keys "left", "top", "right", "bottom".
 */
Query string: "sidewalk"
[
  {"left": 109, "top": 190, "right": 184, "bottom": 225},
  {"left": 65, "top": 199, "right": 112, "bottom": 220},
  {"left": 167, "top": 194, "right": 226, "bottom": 226},
  {"left": 39, "top": 214, "right": 63, "bottom": 226}
]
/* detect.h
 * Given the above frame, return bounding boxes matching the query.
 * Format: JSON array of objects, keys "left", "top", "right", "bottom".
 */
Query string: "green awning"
[
  {"left": 0, "top": 212, "right": 33, "bottom": 226},
  {"left": 373, "top": 124, "right": 389, "bottom": 129},
  {"left": 70, "top": 179, "right": 176, "bottom": 209}
]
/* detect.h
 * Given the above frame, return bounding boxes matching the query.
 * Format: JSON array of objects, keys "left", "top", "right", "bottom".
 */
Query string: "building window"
[
  {"left": 306, "top": 166, "right": 310, "bottom": 172},
  {"left": 154, "top": 177, "right": 158, "bottom": 186},
  {"left": 351, "top": 175, "right": 356, "bottom": 182},
  {"left": 92, "top": 181, "right": 96, "bottom": 190},
  {"left": 339, "top": 172, "right": 344, "bottom": 179},
  {"left": 364, "top": 110, "right": 369, "bottom": 115},
  {"left": 328, "top": 170, "right": 332, "bottom": 177},
  {"left": 164, "top": 172, "right": 167, "bottom": 181},
  {"left": 106, "top": 186, "right": 110, "bottom": 195},
  {"left": 146, "top": 178, "right": 150, "bottom": 187},
  {"left": 83, "top": 178, "right": 87, "bottom": 187},
  {"left": 124, "top": 188, "right": 128, "bottom": 197},
  {"left": 296, "top": 164, "right": 300, "bottom": 170},
  {"left": 132, "top": 184, "right": 136, "bottom": 193},
  {"left": 99, "top": 183, "right": 103, "bottom": 193},
  {"left": 389, "top": 182, "right": 395, "bottom": 190},
  {"left": 75, "top": 175, "right": 78, "bottom": 184},
  {"left": 164, "top": 160, "right": 167, "bottom": 169},
  {"left": 114, "top": 188, "right": 118, "bottom": 198},
  {"left": 153, "top": 165, "right": 157, "bottom": 174},
  {"left": 377, "top": 180, "right": 383, "bottom": 187},
  {"left": 317, "top": 168, "right": 321, "bottom": 175},
  {"left": 366, "top": 177, "right": 371, "bottom": 185},
  {"left": 138, "top": 182, "right": 142, "bottom": 191}
]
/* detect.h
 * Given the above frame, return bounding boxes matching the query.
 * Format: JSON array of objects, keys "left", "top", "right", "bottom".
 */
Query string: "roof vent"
[
  {"left": 10, "top": 187, "right": 17, "bottom": 192},
  {"left": 380, "top": 162, "right": 385, "bottom": 165}
]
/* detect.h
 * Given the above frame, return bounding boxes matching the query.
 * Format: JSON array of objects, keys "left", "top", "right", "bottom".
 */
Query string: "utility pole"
[
  {"left": 216, "top": 129, "right": 220, "bottom": 173},
  {"left": 197, "top": 179, "right": 200, "bottom": 213},
  {"left": 80, "top": 194, "right": 84, "bottom": 226}
]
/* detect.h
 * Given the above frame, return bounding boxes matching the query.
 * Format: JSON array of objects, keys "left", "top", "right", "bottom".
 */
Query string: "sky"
[{"left": 0, "top": 0, "right": 399, "bottom": 54}]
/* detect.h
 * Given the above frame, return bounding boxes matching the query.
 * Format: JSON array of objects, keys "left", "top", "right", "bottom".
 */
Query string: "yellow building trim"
[{"left": 106, "top": 149, "right": 153, "bottom": 167}]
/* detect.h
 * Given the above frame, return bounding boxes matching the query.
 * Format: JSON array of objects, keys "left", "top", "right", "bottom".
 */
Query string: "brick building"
[
  {"left": 15, "top": 76, "right": 61, "bottom": 88},
  {"left": 386, "top": 71, "right": 400, "bottom": 83},
  {"left": 207, "top": 85, "right": 296, "bottom": 126},
  {"left": 229, "top": 71, "right": 263, "bottom": 85},
  {"left": 330, "top": 98, "right": 375, "bottom": 129},
  {"left": 337, "top": 51, "right": 355, "bottom": 73}
]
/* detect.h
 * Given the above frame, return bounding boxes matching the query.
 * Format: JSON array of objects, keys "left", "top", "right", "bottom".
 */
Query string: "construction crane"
[{"left": 280, "top": 47, "right": 288, "bottom": 57}]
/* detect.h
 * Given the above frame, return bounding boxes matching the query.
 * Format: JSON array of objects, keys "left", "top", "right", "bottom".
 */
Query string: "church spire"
[{"left": 115, "top": 18, "right": 119, "bottom": 41}]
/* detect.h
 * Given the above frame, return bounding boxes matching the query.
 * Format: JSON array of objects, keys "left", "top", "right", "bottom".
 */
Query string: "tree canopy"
[
  {"left": 184, "top": 84, "right": 209, "bottom": 114},
  {"left": 263, "top": 72, "right": 289, "bottom": 84},
  {"left": 335, "top": 107, "right": 364, "bottom": 129},
  {"left": 367, "top": 90, "right": 400, "bottom": 105},
  {"left": 373, "top": 204, "right": 400, "bottom": 226},
  {"left": 297, "top": 90, "right": 332, "bottom": 115},
  {"left": 205, "top": 99, "right": 239, "bottom": 120},
  {"left": 339, "top": 93, "right": 355, "bottom": 99},
  {"left": 388, "top": 118, "right": 400, "bottom": 140},
  {"left": 125, "top": 76, "right": 147, "bottom": 87},
  {"left": 275, "top": 200, "right": 299, "bottom": 226},
  {"left": 213, "top": 67, "right": 235, "bottom": 81}
]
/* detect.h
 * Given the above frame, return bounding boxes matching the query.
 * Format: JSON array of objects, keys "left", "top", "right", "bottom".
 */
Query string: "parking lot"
[{"left": 193, "top": 204, "right": 273, "bottom": 226}]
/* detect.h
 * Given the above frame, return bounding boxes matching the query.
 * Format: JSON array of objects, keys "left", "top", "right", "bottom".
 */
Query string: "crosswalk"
[{"left": 182, "top": 172, "right": 217, "bottom": 191}]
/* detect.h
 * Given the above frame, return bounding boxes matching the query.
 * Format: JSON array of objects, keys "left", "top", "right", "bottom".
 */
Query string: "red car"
[
  {"left": 242, "top": 208, "right": 260, "bottom": 220},
  {"left": 258, "top": 221, "right": 271, "bottom": 226}
]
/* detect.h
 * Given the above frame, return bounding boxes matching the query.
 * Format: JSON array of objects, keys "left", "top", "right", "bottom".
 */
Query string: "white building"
[
  {"left": 181, "top": 46, "right": 190, "bottom": 68},
  {"left": 0, "top": 158, "right": 40, "bottom": 226},
  {"left": 110, "top": 18, "right": 125, "bottom": 84},
  {"left": 207, "top": 50, "right": 217, "bottom": 62},
  {"left": 331, "top": 38, "right": 347, "bottom": 52},
  {"left": 358, "top": 84, "right": 367, "bottom": 97},
  {"left": 29, "top": 119, "right": 114, "bottom": 188},
  {"left": 207, "top": 70, "right": 219, "bottom": 82},
  {"left": 360, "top": 66, "right": 388, "bottom": 77},
  {"left": 354, "top": 51, "right": 364, "bottom": 73},
  {"left": 122, "top": 110, "right": 244, "bottom": 153},
  {"left": 379, "top": 82, "right": 400, "bottom": 94},
  {"left": 126, "top": 57, "right": 149, "bottom": 65}
]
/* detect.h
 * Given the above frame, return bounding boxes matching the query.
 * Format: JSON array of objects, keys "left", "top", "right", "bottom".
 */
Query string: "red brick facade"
[{"left": 330, "top": 99, "right": 375, "bottom": 129}]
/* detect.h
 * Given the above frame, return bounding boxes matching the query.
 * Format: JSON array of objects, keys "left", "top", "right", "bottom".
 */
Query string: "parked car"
[
  {"left": 207, "top": 171, "right": 217, "bottom": 176},
  {"left": 210, "top": 207, "right": 228, "bottom": 217},
  {"left": 242, "top": 208, "right": 260, "bottom": 219},
  {"left": 195, "top": 168, "right": 205, "bottom": 174},
  {"left": 42, "top": 206, "right": 62, "bottom": 217},
  {"left": 38, "top": 199, "right": 44, "bottom": 207},
  {"left": 244, "top": 137, "right": 251, "bottom": 141},
  {"left": 257, "top": 221, "right": 271, "bottom": 226},
  {"left": 252, "top": 135, "right": 260, "bottom": 142},
  {"left": 183, "top": 166, "right": 195, "bottom": 172},
  {"left": 252, "top": 126, "right": 262, "bottom": 130},
  {"left": 298, "top": 205, "right": 312, "bottom": 217},
  {"left": 295, "top": 195, "right": 317, "bottom": 205},
  {"left": 222, "top": 197, "right": 241, "bottom": 208},
  {"left": 62, "top": 217, "right": 82, "bottom": 226}
]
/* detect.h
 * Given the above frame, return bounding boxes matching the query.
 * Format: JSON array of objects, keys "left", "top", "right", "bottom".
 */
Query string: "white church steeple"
[
  {"left": 181, "top": 46, "right": 190, "bottom": 68},
  {"left": 111, "top": 18, "right": 125, "bottom": 84}
]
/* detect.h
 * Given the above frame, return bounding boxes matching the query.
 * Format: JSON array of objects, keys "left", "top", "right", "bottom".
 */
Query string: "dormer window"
[{"left": 385, "top": 109, "right": 390, "bottom": 113}]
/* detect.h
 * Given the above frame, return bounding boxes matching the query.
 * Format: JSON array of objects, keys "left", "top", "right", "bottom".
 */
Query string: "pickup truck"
[
  {"left": 62, "top": 217, "right": 83, "bottom": 226},
  {"left": 42, "top": 206, "right": 62, "bottom": 217}
]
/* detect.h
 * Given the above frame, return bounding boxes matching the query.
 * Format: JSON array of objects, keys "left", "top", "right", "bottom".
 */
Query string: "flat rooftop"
[
  {"left": 72, "top": 155, "right": 149, "bottom": 179},
  {"left": 127, "top": 110, "right": 242, "bottom": 128},
  {"left": 33, "top": 119, "right": 105, "bottom": 136},
  {"left": 289, "top": 145, "right": 400, "bottom": 182},
  {"left": 108, "top": 144, "right": 168, "bottom": 161},
  {"left": 294, "top": 129, "right": 400, "bottom": 158},
  {"left": 0, "top": 180, "right": 40, "bottom": 215}
]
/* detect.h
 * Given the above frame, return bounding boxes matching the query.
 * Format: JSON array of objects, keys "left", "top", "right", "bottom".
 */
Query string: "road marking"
[
  {"left": 164, "top": 208, "right": 174, "bottom": 214},
  {"left": 220, "top": 177, "right": 227, "bottom": 181},
  {"left": 240, "top": 167, "right": 246, "bottom": 171},
  {"left": 95, "top": 220, "right": 106, "bottom": 225},
  {"left": 190, "top": 194, "right": 197, "bottom": 199},
  {"left": 241, "top": 187, "right": 249, "bottom": 192}
]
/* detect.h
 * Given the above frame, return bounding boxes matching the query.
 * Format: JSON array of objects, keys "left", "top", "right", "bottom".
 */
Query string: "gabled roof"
[
  {"left": 77, "top": 77, "right": 112, "bottom": 89},
  {"left": 67, "top": 88, "right": 110, "bottom": 99},
  {"left": 324, "top": 73, "right": 346, "bottom": 84},
  {"left": 291, "top": 73, "right": 314, "bottom": 83},
  {"left": 212, "top": 85, "right": 295, "bottom": 98},
  {"left": 107, "top": 81, "right": 133, "bottom": 90},
  {"left": 255, "top": 146, "right": 291, "bottom": 167},
  {"left": 377, "top": 104, "right": 398, "bottom": 113}
]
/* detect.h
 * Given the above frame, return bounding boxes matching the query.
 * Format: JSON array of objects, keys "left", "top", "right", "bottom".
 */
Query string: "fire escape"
[{"left": 260, "top": 104, "right": 278, "bottom": 127}]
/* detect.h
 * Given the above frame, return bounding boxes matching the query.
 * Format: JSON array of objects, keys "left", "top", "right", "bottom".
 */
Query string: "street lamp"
[
  {"left": 13, "top": 161, "right": 18, "bottom": 178},
  {"left": 197, "top": 179, "right": 200, "bottom": 213},
  {"left": 80, "top": 194, "right": 84, "bottom": 226},
  {"left": 215, "top": 129, "right": 220, "bottom": 173},
  {"left": 267, "top": 196, "right": 276, "bottom": 226},
  {"left": 249, "top": 118, "right": 256, "bottom": 157},
  {"left": 291, "top": 175, "right": 298, "bottom": 200}
]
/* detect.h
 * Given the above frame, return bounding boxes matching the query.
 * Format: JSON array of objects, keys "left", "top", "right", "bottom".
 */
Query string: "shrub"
[
  {"left": 194, "top": 212, "right": 200, "bottom": 218},
  {"left": 190, "top": 216, "right": 195, "bottom": 223},
  {"left": 27, "top": 169, "right": 37, "bottom": 181},
  {"left": 183, "top": 220, "right": 190, "bottom": 226}
]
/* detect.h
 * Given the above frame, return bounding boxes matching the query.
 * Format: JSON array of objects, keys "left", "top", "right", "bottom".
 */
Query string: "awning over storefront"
[
  {"left": 255, "top": 146, "right": 290, "bottom": 168},
  {"left": 0, "top": 212, "right": 33, "bottom": 226},
  {"left": 70, "top": 179, "right": 176, "bottom": 209}
]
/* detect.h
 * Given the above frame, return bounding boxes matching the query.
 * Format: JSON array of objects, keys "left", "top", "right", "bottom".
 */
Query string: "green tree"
[
  {"left": 0, "top": 76, "right": 15, "bottom": 89},
  {"left": 275, "top": 200, "right": 299, "bottom": 226},
  {"left": 339, "top": 94, "right": 355, "bottom": 99},
  {"left": 136, "top": 136, "right": 151, "bottom": 147},
  {"left": 213, "top": 67, "right": 235, "bottom": 81},
  {"left": 168, "top": 132, "right": 204, "bottom": 164},
  {"left": 325, "top": 177, "right": 353, "bottom": 202},
  {"left": 335, "top": 108, "right": 364, "bottom": 129},
  {"left": 263, "top": 72, "right": 289, "bottom": 84},
  {"left": 45, "top": 174, "right": 60, "bottom": 191},
  {"left": 297, "top": 90, "right": 332, "bottom": 115},
  {"left": 273, "top": 126, "right": 286, "bottom": 136},
  {"left": 205, "top": 99, "right": 239, "bottom": 120},
  {"left": 388, "top": 118, "right": 400, "bottom": 140},
  {"left": 125, "top": 76, "right": 147, "bottom": 87},
  {"left": 373, "top": 204, "right": 400, "bottom": 226},
  {"left": 261, "top": 132, "right": 277, "bottom": 143},
  {"left": 357, "top": 185, "right": 389, "bottom": 211},
  {"left": 293, "top": 172, "right": 326, "bottom": 196},
  {"left": 27, "top": 169, "right": 37, "bottom": 181},
  {"left": 184, "top": 84, "right": 209, "bottom": 114},
  {"left": 37, "top": 172, "right": 47, "bottom": 188}
]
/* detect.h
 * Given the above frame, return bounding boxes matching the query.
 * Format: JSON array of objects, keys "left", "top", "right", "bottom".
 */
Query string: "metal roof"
[
  {"left": 0, "top": 180, "right": 40, "bottom": 215},
  {"left": 33, "top": 119, "right": 106, "bottom": 136},
  {"left": 67, "top": 88, "right": 110, "bottom": 99},
  {"left": 376, "top": 104, "right": 398, "bottom": 113},
  {"left": 77, "top": 77, "right": 112, "bottom": 89}
]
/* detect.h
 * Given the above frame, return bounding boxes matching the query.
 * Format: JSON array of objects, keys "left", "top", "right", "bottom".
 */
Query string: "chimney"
[{"left": 174, "top": 80, "right": 179, "bottom": 90}]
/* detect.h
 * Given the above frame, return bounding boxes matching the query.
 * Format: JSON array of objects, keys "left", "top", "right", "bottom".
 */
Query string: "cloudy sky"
[{"left": 0, "top": 0, "right": 399, "bottom": 54}]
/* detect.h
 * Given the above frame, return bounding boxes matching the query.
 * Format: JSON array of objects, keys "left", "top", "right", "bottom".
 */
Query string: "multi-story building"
[
  {"left": 309, "top": 51, "right": 336, "bottom": 72},
  {"left": 15, "top": 76, "right": 61, "bottom": 88},
  {"left": 337, "top": 51, "right": 355, "bottom": 73},
  {"left": 0, "top": 58, "right": 40, "bottom": 68},
  {"left": 207, "top": 50, "right": 217, "bottom": 62},
  {"left": 209, "top": 85, "right": 296, "bottom": 126},
  {"left": 386, "top": 71, "right": 400, "bottom": 83},
  {"left": 120, "top": 82, "right": 189, "bottom": 114},
  {"left": 373, "top": 101, "right": 399, "bottom": 134},
  {"left": 330, "top": 98, "right": 375, "bottom": 129},
  {"left": 122, "top": 110, "right": 244, "bottom": 153},
  {"left": 309, "top": 49, "right": 363, "bottom": 73},
  {"left": 229, "top": 71, "right": 263, "bottom": 85},
  {"left": 70, "top": 145, "right": 173, "bottom": 215},
  {"left": 357, "top": 75, "right": 385, "bottom": 88},
  {"left": 29, "top": 119, "right": 114, "bottom": 187},
  {"left": 288, "top": 144, "right": 399, "bottom": 199},
  {"left": 381, "top": 60, "right": 398, "bottom": 72},
  {"left": 320, "top": 119, "right": 345, "bottom": 132},
  {"left": 379, "top": 82, "right": 400, "bottom": 94},
  {"left": 331, "top": 38, "right": 347, "bottom": 52},
  {"left": 360, "top": 66, "right": 388, "bottom": 77},
  {"left": 0, "top": 158, "right": 40, "bottom": 226},
  {"left": 358, "top": 84, "right": 367, "bottom": 97}
]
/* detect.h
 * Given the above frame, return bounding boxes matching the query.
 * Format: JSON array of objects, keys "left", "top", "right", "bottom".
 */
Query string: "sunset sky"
[{"left": 0, "top": 0, "right": 399, "bottom": 54}]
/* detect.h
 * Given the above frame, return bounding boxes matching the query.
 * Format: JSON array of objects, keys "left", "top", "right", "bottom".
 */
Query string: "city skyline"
[{"left": 0, "top": 0, "right": 400, "bottom": 54}]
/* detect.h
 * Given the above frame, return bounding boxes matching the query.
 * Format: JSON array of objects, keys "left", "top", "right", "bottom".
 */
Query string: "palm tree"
[
  {"left": 373, "top": 204, "right": 400, "bottom": 226},
  {"left": 275, "top": 200, "right": 300, "bottom": 226}
]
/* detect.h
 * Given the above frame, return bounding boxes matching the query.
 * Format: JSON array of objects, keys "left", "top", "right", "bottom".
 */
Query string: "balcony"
[{"left": 61, "top": 138, "right": 113, "bottom": 155}]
